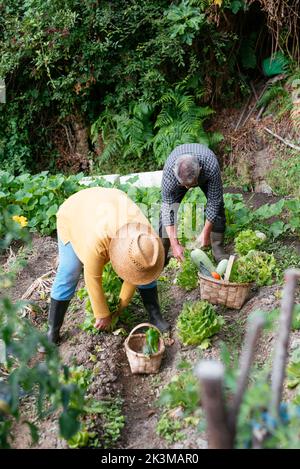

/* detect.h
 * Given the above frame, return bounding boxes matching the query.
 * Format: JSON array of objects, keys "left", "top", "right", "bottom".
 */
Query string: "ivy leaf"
[{"left": 46, "top": 204, "right": 58, "bottom": 218}]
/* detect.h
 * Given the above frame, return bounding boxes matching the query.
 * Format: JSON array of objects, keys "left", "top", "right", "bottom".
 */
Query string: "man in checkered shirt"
[{"left": 159, "top": 143, "right": 228, "bottom": 263}]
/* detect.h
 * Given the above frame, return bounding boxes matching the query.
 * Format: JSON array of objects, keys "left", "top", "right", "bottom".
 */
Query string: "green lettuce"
[
  {"left": 176, "top": 300, "right": 224, "bottom": 347},
  {"left": 230, "top": 250, "right": 277, "bottom": 286},
  {"left": 234, "top": 229, "right": 266, "bottom": 255}
]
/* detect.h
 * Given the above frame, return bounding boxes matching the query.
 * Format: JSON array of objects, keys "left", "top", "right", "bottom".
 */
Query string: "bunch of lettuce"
[
  {"left": 230, "top": 250, "right": 277, "bottom": 286},
  {"left": 176, "top": 300, "right": 224, "bottom": 348},
  {"left": 175, "top": 251, "right": 198, "bottom": 291},
  {"left": 234, "top": 230, "right": 267, "bottom": 255}
]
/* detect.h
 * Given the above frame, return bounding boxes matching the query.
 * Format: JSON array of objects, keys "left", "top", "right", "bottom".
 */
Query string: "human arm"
[
  {"left": 197, "top": 220, "right": 213, "bottom": 247},
  {"left": 84, "top": 248, "right": 112, "bottom": 330},
  {"left": 161, "top": 173, "right": 186, "bottom": 262},
  {"left": 118, "top": 281, "right": 136, "bottom": 310},
  {"left": 165, "top": 225, "right": 184, "bottom": 262}
]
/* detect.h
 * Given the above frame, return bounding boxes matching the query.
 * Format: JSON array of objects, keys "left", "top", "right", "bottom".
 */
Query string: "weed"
[
  {"left": 157, "top": 369, "right": 200, "bottom": 414},
  {"left": 267, "top": 149, "right": 300, "bottom": 198},
  {"left": 266, "top": 241, "right": 300, "bottom": 283},
  {"left": 156, "top": 413, "right": 184, "bottom": 443},
  {"left": 222, "top": 316, "right": 246, "bottom": 352}
]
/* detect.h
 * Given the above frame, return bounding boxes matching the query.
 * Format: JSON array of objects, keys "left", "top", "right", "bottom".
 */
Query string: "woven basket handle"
[
  {"left": 128, "top": 322, "right": 163, "bottom": 341},
  {"left": 224, "top": 255, "right": 236, "bottom": 282}
]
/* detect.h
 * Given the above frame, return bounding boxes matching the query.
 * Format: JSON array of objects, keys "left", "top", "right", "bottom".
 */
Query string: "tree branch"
[
  {"left": 228, "top": 312, "right": 266, "bottom": 435},
  {"left": 264, "top": 127, "right": 300, "bottom": 152},
  {"left": 195, "top": 360, "right": 233, "bottom": 449}
]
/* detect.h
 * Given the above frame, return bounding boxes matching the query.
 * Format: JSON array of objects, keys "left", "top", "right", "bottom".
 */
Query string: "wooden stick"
[
  {"left": 270, "top": 269, "right": 300, "bottom": 416},
  {"left": 241, "top": 75, "right": 285, "bottom": 128},
  {"left": 264, "top": 127, "right": 300, "bottom": 152},
  {"left": 235, "top": 94, "right": 252, "bottom": 131},
  {"left": 228, "top": 312, "right": 266, "bottom": 435},
  {"left": 250, "top": 81, "right": 258, "bottom": 100},
  {"left": 256, "top": 105, "right": 266, "bottom": 121},
  {"left": 195, "top": 360, "right": 233, "bottom": 449},
  {"left": 239, "top": 83, "right": 269, "bottom": 128}
]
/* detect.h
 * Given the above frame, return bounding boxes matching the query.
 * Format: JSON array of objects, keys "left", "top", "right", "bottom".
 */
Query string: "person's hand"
[
  {"left": 95, "top": 316, "right": 112, "bottom": 330},
  {"left": 197, "top": 229, "right": 211, "bottom": 248},
  {"left": 171, "top": 242, "right": 185, "bottom": 262}
]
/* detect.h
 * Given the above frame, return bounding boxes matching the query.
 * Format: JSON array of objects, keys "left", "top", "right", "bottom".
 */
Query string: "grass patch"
[{"left": 267, "top": 148, "right": 300, "bottom": 198}]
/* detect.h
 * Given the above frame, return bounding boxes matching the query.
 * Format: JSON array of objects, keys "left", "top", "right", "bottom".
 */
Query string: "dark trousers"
[{"left": 159, "top": 183, "right": 226, "bottom": 264}]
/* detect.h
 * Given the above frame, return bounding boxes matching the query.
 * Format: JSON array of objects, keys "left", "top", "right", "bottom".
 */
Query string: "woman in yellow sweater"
[{"left": 47, "top": 187, "right": 170, "bottom": 344}]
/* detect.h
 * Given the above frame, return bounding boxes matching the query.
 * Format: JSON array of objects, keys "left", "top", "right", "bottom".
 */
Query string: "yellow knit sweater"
[{"left": 56, "top": 187, "right": 151, "bottom": 319}]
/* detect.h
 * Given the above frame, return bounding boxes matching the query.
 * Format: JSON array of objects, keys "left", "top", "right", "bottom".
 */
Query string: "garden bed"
[{"left": 2, "top": 188, "right": 299, "bottom": 449}]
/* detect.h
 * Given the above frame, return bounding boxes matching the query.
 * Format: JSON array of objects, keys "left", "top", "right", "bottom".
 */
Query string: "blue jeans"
[
  {"left": 51, "top": 239, "right": 83, "bottom": 301},
  {"left": 51, "top": 239, "right": 157, "bottom": 300}
]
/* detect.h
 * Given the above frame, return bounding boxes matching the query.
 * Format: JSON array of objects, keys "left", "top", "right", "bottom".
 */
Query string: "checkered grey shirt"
[{"left": 161, "top": 143, "right": 223, "bottom": 226}]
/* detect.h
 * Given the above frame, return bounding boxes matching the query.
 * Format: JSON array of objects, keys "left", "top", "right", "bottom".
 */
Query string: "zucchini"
[
  {"left": 216, "top": 259, "right": 228, "bottom": 276},
  {"left": 198, "top": 262, "right": 213, "bottom": 277},
  {"left": 191, "top": 249, "right": 215, "bottom": 273}
]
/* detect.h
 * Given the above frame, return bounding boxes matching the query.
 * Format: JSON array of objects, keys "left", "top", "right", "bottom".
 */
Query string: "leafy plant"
[
  {"left": 69, "top": 397, "right": 125, "bottom": 449},
  {"left": 230, "top": 250, "right": 277, "bottom": 286},
  {"left": 91, "top": 102, "right": 155, "bottom": 166},
  {"left": 0, "top": 297, "right": 86, "bottom": 448},
  {"left": 175, "top": 250, "right": 199, "bottom": 291},
  {"left": 234, "top": 229, "right": 267, "bottom": 255},
  {"left": 153, "top": 90, "right": 223, "bottom": 165},
  {"left": 256, "top": 83, "right": 288, "bottom": 109},
  {"left": 268, "top": 243, "right": 300, "bottom": 284},
  {"left": 287, "top": 350, "right": 300, "bottom": 390},
  {"left": 267, "top": 149, "right": 300, "bottom": 199},
  {"left": 219, "top": 332, "right": 300, "bottom": 449},
  {"left": 158, "top": 364, "right": 200, "bottom": 414},
  {"left": 143, "top": 328, "right": 160, "bottom": 356},
  {"left": 165, "top": 0, "right": 205, "bottom": 46},
  {"left": 156, "top": 413, "right": 184, "bottom": 443},
  {"left": 267, "top": 305, "right": 300, "bottom": 332},
  {"left": 176, "top": 300, "right": 224, "bottom": 347},
  {"left": 67, "top": 428, "right": 97, "bottom": 449}
]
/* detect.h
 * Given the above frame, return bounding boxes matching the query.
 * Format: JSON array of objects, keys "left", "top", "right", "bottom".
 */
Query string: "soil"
[{"left": 2, "top": 190, "right": 299, "bottom": 449}]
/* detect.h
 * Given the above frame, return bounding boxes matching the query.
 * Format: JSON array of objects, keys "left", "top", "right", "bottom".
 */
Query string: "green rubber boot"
[{"left": 210, "top": 232, "right": 229, "bottom": 263}]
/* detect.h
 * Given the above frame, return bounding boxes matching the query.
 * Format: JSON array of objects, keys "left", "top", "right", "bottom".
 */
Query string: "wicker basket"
[
  {"left": 124, "top": 323, "right": 165, "bottom": 374},
  {"left": 199, "top": 273, "right": 251, "bottom": 309}
]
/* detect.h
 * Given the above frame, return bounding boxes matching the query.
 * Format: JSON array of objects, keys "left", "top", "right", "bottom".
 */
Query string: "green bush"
[{"left": 0, "top": 0, "right": 248, "bottom": 174}]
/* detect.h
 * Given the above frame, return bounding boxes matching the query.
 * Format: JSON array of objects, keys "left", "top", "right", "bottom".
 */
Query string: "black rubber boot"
[
  {"left": 210, "top": 232, "right": 229, "bottom": 263},
  {"left": 47, "top": 298, "right": 70, "bottom": 344},
  {"left": 138, "top": 287, "right": 170, "bottom": 332}
]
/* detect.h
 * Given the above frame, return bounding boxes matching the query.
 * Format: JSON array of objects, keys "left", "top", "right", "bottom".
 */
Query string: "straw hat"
[{"left": 109, "top": 223, "right": 165, "bottom": 285}]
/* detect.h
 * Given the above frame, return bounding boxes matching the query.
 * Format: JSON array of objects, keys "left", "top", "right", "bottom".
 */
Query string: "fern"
[
  {"left": 256, "top": 84, "right": 287, "bottom": 109},
  {"left": 91, "top": 91, "right": 222, "bottom": 168},
  {"left": 91, "top": 103, "right": 154, "bottom": 164},
  {"left": 153, "top": 90, "right": 220, "bottom": 165}
]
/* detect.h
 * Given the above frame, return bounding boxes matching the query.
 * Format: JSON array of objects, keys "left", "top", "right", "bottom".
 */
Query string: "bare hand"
[
  {"left": 171, "top": 242, "right": 185, "bottom": 262},
  {"left": 95, "top": 316, "right": 112, "bottom": 330},
  {"left": 197, "top": 230, "right": 211, "bottom": 248}
]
